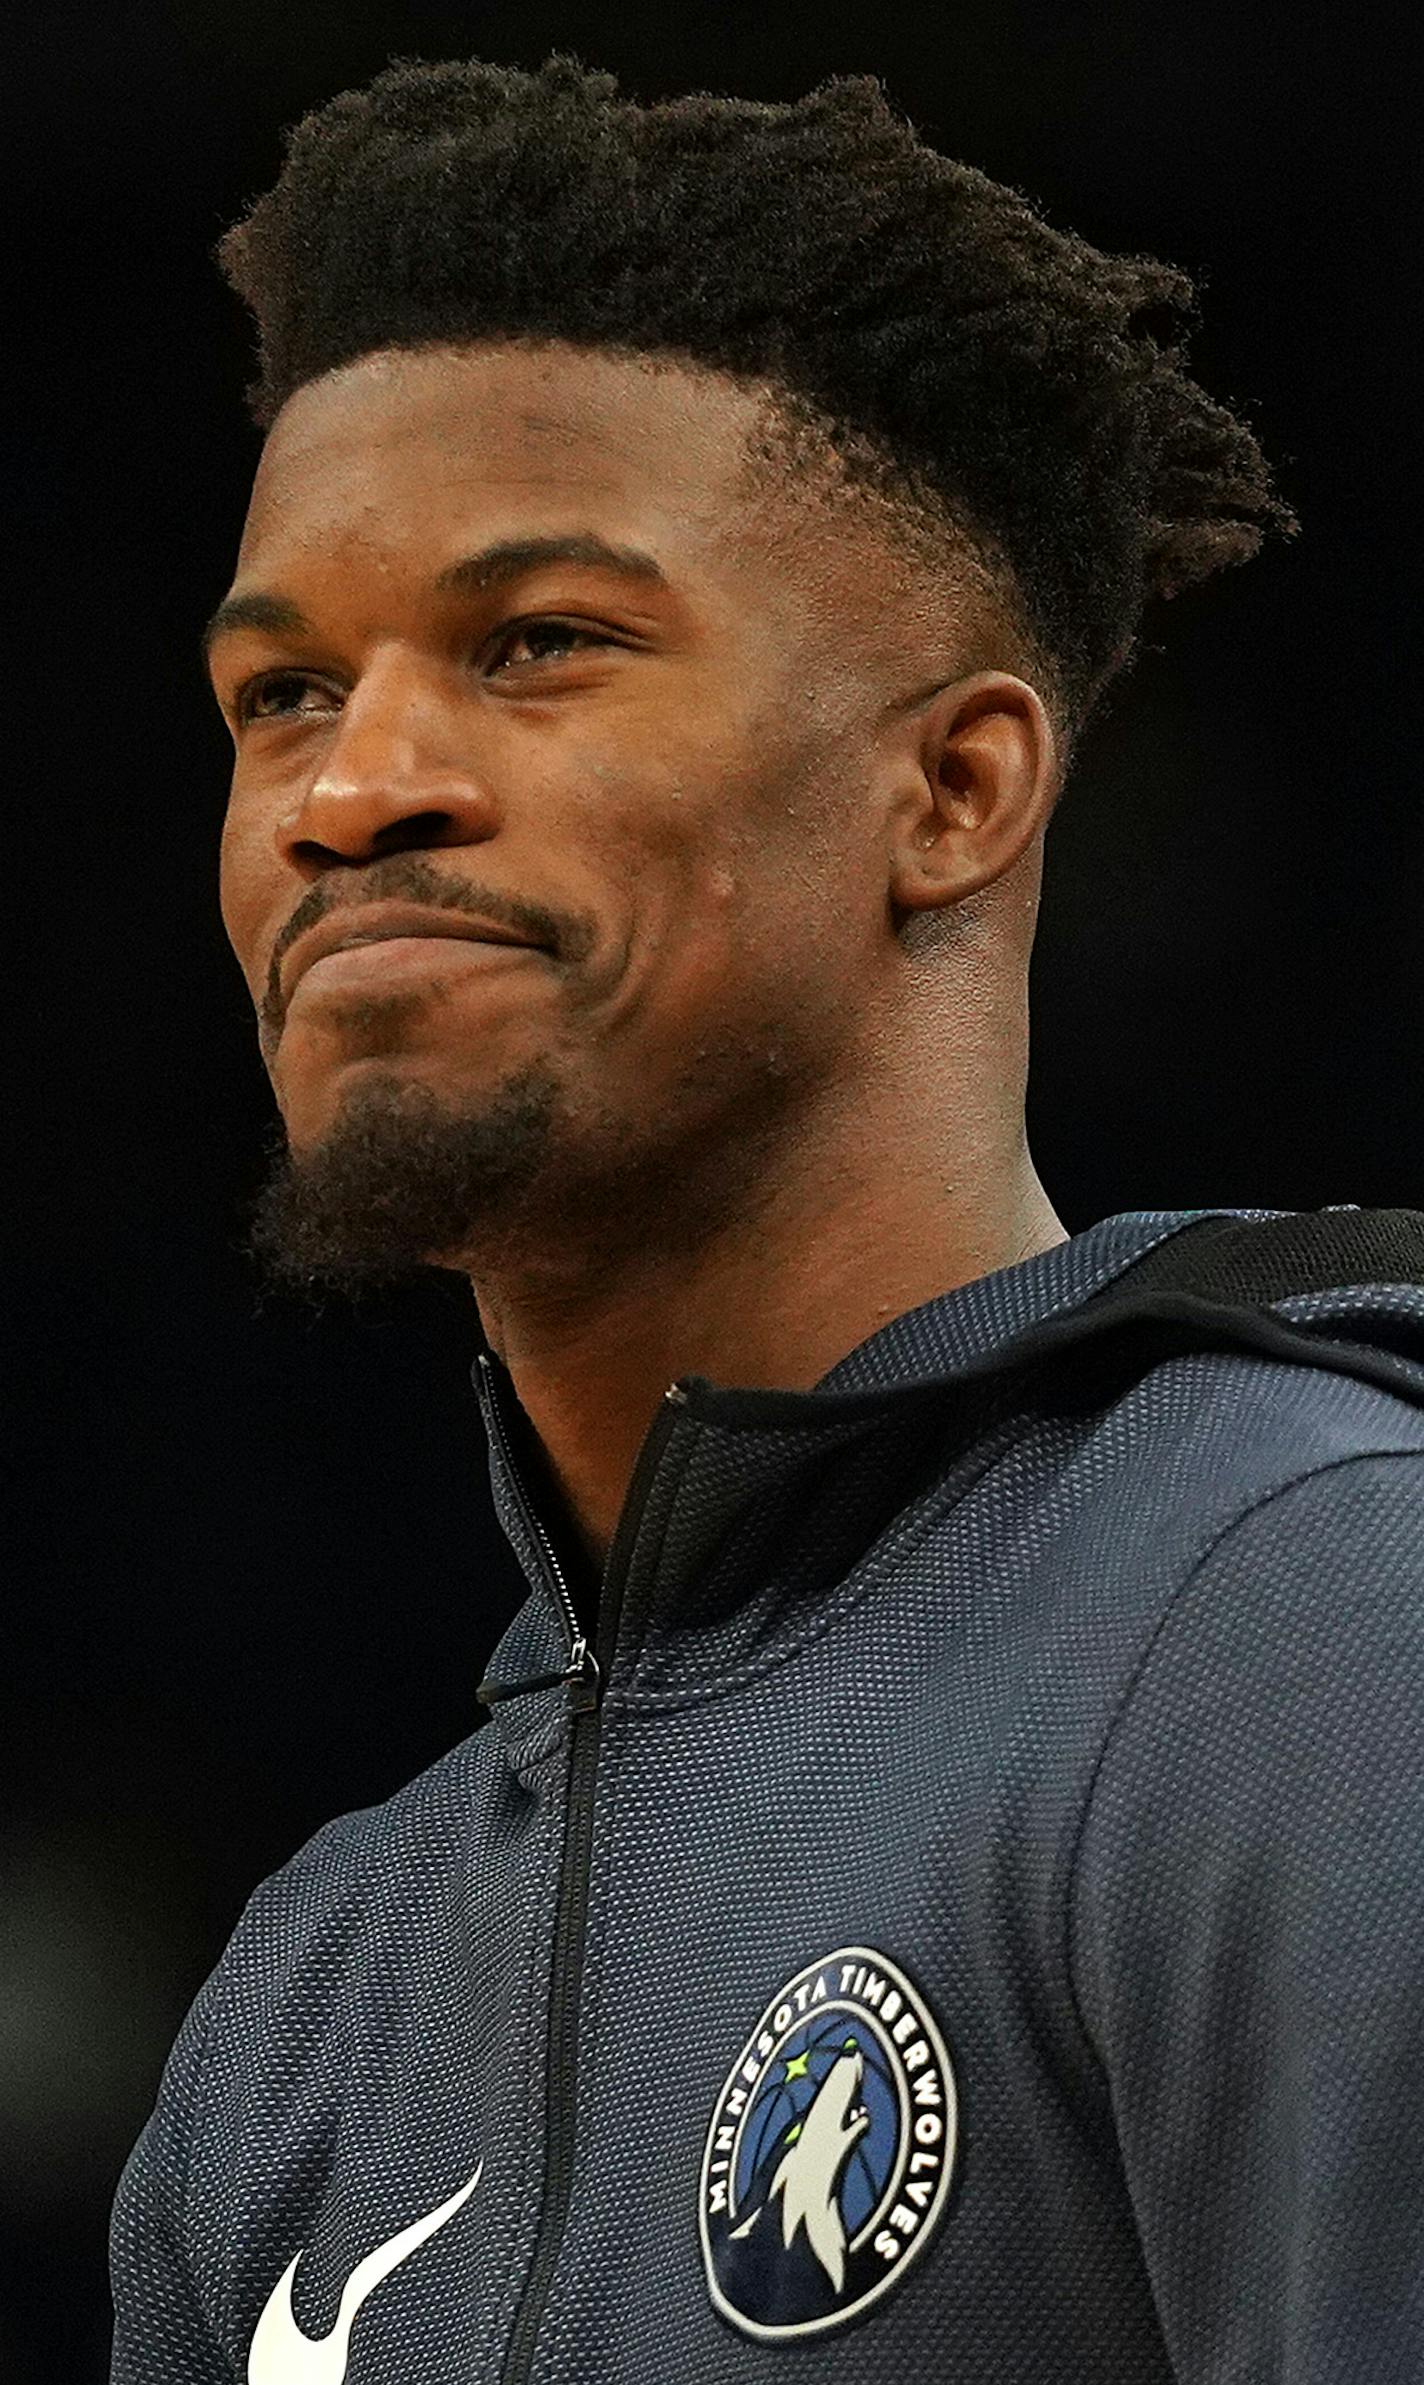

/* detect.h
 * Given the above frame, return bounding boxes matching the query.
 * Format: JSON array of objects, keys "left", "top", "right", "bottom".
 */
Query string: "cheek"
[
  {"left": 631, "top": 740, "right": 862, "bottom": 994},
  {"left": 217, "top": 798, "right": 276, "bottom": 993},
  {"left": 633, "top": 852, "right": 825, "bottom": 1055}
]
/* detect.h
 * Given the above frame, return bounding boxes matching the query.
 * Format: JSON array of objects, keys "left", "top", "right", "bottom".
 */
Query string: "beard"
[
  {"left": 241, "top": 987, "right": 827, "bottom": 1314},
  {"left": 241, "top": 1054, "right": 567, "bottom": 1302}
]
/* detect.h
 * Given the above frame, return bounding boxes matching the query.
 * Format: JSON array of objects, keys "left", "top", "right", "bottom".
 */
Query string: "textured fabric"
[{"left": 109, "top": 1204, "right": 1424, "bottom": 2383}]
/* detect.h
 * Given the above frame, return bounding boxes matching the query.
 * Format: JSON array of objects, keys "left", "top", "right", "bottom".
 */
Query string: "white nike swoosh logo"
[{"left": 246, "top": 2160, "right": 483, "bottom": 2384}]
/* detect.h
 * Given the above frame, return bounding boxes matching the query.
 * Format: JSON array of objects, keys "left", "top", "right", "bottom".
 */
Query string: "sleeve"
[
  {"left": 1070, "top": 1450, "right": 1424, "bottom": 2384},
  {"left": 109, "top": 1961, "right": 236, "bottom": 2383}
]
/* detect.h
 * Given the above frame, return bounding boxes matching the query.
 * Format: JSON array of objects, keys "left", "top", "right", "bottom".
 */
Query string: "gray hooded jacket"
[{"left": 110, "top": 1202, "right": 1424, "bottom": 2383}]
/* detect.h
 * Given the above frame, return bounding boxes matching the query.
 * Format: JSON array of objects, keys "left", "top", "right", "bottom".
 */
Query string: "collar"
[{"left": 469, "top": 1207, "right": 1269, "bottom": 1749}]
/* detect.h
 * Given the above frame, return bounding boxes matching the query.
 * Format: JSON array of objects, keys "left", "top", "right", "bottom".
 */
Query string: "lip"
[
  {"left": 281, "top": 903, "right": 542, "bottom": 1004},
  {"left": 293, "top": 936, "right": 542, "bottom": 1000}
]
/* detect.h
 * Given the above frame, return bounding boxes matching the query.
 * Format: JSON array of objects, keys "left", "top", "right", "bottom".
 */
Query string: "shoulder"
[
  {"left": 1058, "top": 1329, "right": 1424, "bottom": 1618},
  {"left": 197, "top": 1727, "right": 490, "bottom": 2042},
  {"left": 1056, "top": 1346, "right": 1424, "bottom": 1994},
  {"left": 1073, "top": 1446, "right": 1424, "bottom": 1970},
  {"left": 110, "top": 1727, "right": 493, "bottom": 2335},
  {"left": 1109, "top": 1440, "right": 1424, "bottom": 1739},
  {"left": 166, "top": 1736, "right": 493, "bottom": 2127}
]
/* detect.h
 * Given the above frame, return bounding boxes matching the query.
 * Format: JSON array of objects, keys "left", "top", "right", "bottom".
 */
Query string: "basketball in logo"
[{"left": 699, "top": 1946, "right": 958, "bottom": 2340}]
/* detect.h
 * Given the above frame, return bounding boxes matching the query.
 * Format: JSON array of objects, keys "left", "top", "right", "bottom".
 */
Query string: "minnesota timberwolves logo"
[{"left": 699, "top": 1946, "right": 957, "bottom": 2340}]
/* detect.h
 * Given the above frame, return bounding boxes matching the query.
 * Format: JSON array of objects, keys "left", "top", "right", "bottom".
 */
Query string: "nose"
[{"left": 276, "top": 649, "right": 501, "bottom": 863}]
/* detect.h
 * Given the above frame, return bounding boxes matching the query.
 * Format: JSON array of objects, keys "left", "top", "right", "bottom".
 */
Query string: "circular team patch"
[{"left": 699, "top": 1946, "right": 958, "bottom": 2341}]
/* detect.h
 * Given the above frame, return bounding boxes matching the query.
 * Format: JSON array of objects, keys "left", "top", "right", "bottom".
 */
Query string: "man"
[{"left": 111, "top": 53, "right": 1424, "bottom": 2385}]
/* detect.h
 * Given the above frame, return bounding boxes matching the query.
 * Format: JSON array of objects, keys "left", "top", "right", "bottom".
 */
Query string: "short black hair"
[{"left": 215, "top": 53, "right": 1296, "bottom": 752}]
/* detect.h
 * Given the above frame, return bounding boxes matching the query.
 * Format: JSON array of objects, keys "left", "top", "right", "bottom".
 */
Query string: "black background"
[{"left": 7, "top": 5, "right": 1420, "bottom": 2376}]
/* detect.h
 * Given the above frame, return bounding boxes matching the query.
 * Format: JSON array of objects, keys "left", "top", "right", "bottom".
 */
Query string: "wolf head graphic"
[{"left": 727, "top": 2050, "right": 871, "bottom": 2294}]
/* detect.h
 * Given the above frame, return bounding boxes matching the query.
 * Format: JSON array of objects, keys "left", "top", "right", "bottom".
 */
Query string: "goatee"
[{"left": 241, "top": 1060, "right": 562, "bottom": 1301}]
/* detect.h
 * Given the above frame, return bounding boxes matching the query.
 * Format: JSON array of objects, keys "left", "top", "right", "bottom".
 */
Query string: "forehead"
[{"left": 239, "top": 341, "right": 811, "bottom": 592}]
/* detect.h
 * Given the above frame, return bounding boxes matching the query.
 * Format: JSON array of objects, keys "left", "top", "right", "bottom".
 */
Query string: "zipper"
[
  {"left": 475, "top": 1354, "right": 606, "bottom": 1711},
  {"left": 475, "top": 1355, "right": 690, "bottom": 2385}
]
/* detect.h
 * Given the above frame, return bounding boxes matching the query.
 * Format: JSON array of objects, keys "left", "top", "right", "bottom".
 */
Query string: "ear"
[{"left": 884, "top": 671, "right": 1059, "bottom": 921}]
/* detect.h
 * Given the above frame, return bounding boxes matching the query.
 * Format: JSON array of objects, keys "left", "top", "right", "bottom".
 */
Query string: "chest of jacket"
[{"left": 224, "top": 1525, "right": 1195, "bottom": 2385}]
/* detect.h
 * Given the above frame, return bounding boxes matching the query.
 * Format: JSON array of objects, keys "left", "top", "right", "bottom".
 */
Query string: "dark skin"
[{"left": 210, "top": 340, "right": 1068, "bottom": 1577}]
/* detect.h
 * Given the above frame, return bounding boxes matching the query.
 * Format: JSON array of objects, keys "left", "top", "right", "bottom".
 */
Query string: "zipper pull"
[
  {"left": 564, "top": 1633, "right": 602, "bottom": 1715},
  {"left": 476, "top": 1635, "right": 603, "bottom": 1714}
]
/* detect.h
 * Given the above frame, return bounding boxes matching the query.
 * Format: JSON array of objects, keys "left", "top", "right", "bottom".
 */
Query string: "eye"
[
  {"left": 232, "top": 618, "right": 611, "bottom": 724},
  {"left": 235, "top": 670, "right": 330, "bottom": 726},
  {"left": 487, "top": 618, "right": 610, "bottom": 673}
]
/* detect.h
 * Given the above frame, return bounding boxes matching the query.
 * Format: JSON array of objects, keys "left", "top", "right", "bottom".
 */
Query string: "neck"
[{"left": 472, "top": 1122, "right": 1067, "bottom": 1577}]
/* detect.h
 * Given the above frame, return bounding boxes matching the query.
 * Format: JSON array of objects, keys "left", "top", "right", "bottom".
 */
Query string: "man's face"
[{"left": 210, "top": 341, "right": 922, "bottom": 1294}]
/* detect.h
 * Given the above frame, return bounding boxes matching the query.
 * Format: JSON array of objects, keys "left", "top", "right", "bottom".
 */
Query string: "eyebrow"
[{"left": 199, "top": 531, "right": 670, "bottom": 672}]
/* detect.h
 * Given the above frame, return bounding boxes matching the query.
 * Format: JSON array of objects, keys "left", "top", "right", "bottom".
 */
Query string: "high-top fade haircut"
[{"left": 214, "top": 53, "right": 1296, "bottom": 757}]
